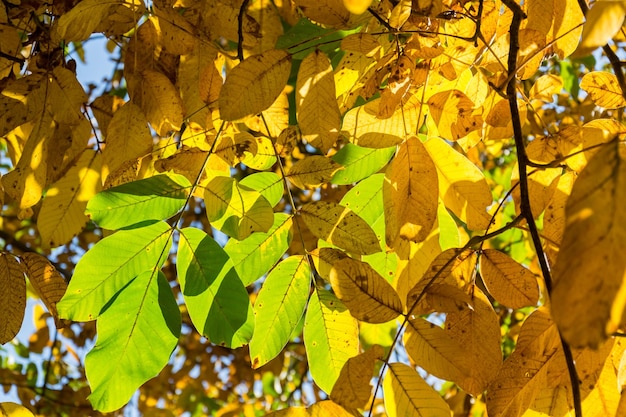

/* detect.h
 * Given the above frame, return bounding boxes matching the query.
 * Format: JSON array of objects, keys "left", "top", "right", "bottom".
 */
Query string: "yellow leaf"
[
  {"left": 427, "top": 90, "right": 482, "bottom": 141},
  {"left": 245, "top": 89, "right": 290, "bottom": 139},
  {"left": 21, "top": 253, "right": 68, "bottom": 329},
  {"left": 103, "top": 102, "right": 153, "bottom": 176},
  {"left": 517, "top": 29, "right": 546, "bottom": 80},
  {"left": 394, "top": 235, "right": 442, "bottom": 310},
  {"left": 581, "top": 71, "right": 626, "bottom": 109},
  {"left": 383, "top": 362, "right": 451, "bottom": 417},
  {"left": 0, "top": 253, "right": 26, "bottom": 344},
  {"left": 340, "top": 33, "right": 381, "bottom": 57},
  {"left": 39, "top": 150, "right": 102, "bottom": 248},
  {"left": 479, "top": 249, "right": 539, "bottom": 309},
  {"left": 309, "top": 247, "right": 351, "bottom": 282},
  {"left": 178, "top": 45, "right": 218, "bottom": 128},
  {"left": 300, "top": 201, "right": 380, "bottom": 255},
  {"left": 543, "top": 171, "right": 575, "bottom": 262},
  {"left": 1, "top": 116, "right": 53, "bottom": 208},
  {"left": 127, "top": 70, "right": 185, "bottom": 136},
  {"left": 577, "top": 1, "right": 626, "bottom": 55},
  {"left": 219, "top": 49, "right": 292, "bottom": 121},
  {"left": 308, "top": 400, "right": 355, "bottom": 416},
  {"left": 204, "top": 176, "right": 274, "bottom": 240},
  {"left": 388, "top": 0, "right": 411, "bottom": 29},
  {"left": 529, "top": 74, "right": 563, "bottom": 102},
  {"left": 342, "top": 0, "right": 372, "bottom": 14},
  {"left": 444, "top": 287, "right": 503, "bottom": 396},
  {"left": 330, "top": 345, "right": 384, "bottom": 409},
  {"left": 240, "top": 136, "right": 277, "bottom": 171},
  {"left": 296, "top": 50, "right": 341, "bottom": 153},
  {"left": 405, "top": 248, "right": 476, "bottom": 315},
  {"left": 214, "top": 132, "right": 259, "bottom": 167},
  {"left": 424, "top": 137, "right": 492, "bottom": 230},
  {"left": 384, "top": 137, "right": 438, "bottom": 245},
  {"left": 341, "top": 96, "right": 421, "bottom": 148},
  {"left": 52, "top": 0, "right": 120, "bottom": 42},
  {"left": 486, "top": 308, "right": 562, "bottom": 417},
  {"left": 548, "top": 0, "right": 584, "bottom": 59},
  {"left": 0, "top": 403, "right": 35, "bottom": 417},
  {"left": 292, "top": 0, "right": 350, "bottom": 27},
  {"left": 552, "top": 140, "right": 626, "bottom": 347},
  {"left": 152, "top": 6, "right": 196, "bottom": 55},
  {"left": 286, "top": 156, "right": 342, "bottom": 189},
  {"left": 330, "top": 257, "right": 403, "bottom": 323}
]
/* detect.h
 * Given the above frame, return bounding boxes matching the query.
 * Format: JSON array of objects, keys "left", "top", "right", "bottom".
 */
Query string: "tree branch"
[{"left": 500, "top": 1, "right": 581, "bottom": 416}]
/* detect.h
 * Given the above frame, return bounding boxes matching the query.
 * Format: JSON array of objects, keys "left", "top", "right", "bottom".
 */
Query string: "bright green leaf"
[
  {"left": 250, "top": 256, "right": 311, "bottom": 368},
  {"left": 224, "top": 213, "right": 293, "bottom": 286},
  {"left": 239, "top": 172, "right": 284, "bottom": 207},
  {"left": 177, "top": 227, "right": 253, "bottom": 348},
  {"left": 86, "top": 173, "right": 191, "bottom": 230},
  {"left": 331, "top": 144, "right": 395, "bottom": 185},
  {"left": 57, "top": 221, "right": 172, "bottom": 321},
  {"left": 85, "top": 270, "right": 180, "bottom": 412}
]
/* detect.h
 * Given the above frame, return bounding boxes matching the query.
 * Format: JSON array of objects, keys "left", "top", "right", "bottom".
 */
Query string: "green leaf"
[
  {"left": 249, "top": 256, "right": 311, "bottom": 368},
  {"left": 86, "top": 173, "right": 191, "bottom": 230},
  {"left": 85, "top": 270, "right": 180, "bottom": 412},
  {"left": 224, "top": 213, "right": 293, "bottom": 286},
  {"left": 331, "top": 144, "right": 395, "bottom": 185},
  {"left": 304, "top": 288, "right": 359, "bottom": 393},
  {"left": 204, "top": 176, "right": 274, "bottom": 240},
  {"left": 177, "top": 227, "right": 254, "bottom": 348},
  {"left": 57, "top": 221, "right": 172, "bottom": 321},
  {"left": 438, "top": 203, "right": 460, "bottom": 251},
  {"left": 239, "top": 172, "right": 284, "bottom": 208},
  {"left": 340, "top": 174, "right": 385, "bottom": 248}
]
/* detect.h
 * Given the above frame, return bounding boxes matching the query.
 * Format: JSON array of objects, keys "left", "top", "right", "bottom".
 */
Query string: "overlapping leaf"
[
  {"left": 177, "top": 228, "right": 253, "bottom": 348},
  {"left": 85, "top": 270, "right": 180, "bottom": 412},
  {"left": 0, "top": 253, "right": 26, "bottom": 344}
]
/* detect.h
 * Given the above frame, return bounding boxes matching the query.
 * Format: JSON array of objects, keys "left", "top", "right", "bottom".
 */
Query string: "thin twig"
[{"left": 500, "top": 1, "right": 581, "bottom": 416}]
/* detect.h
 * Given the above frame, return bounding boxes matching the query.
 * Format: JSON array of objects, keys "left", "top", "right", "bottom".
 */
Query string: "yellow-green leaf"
[
  {"left": 304, "top": 288, "right": 359, "bottom": 393},
  {"left": 383, "top": 363, "right": 451, "bottom": 417},
  {"left": 384, "top": 137, "right": 438, "bottom": 245},
  {"left": 330, "top": 344, "right": 384, "bottom": 409},
  {"left": 330, "top": 257, "right": 403, "bottom": 323},
  {"left": 300, "top": 201, "right": 380, "bottom": 255},
  {"left": 479, "top": 249, "right": 539, "bottom": 309},
  {"left": 286, "top": 156, "right": 342, "bottom": 189},
  {"left": 204, "top": 176, "right": 274, "bottom": 240},
  {"left": 0, "top": 253, "right": 26, "bottom": 344},
  {"left": 580, "top": 71, "right": 626, "bottom": 109},
  {"left": 296, "top": 50, "right": 341, "bottom": 153},
  {"left": 552, "top": 140, "right": 626, "bottom": 347},
  {"left": 219, "top": 49, "right": 292, "bottom": 121}
]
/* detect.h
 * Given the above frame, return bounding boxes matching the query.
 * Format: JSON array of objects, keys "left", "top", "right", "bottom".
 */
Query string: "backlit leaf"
[
  {"left": 479, "top": 249, "right": 539, "bottom": 309},
  {"left": 552, "top": 140, "right": 626, "bottom": 347},
  {"left": 204, "top": 176, "right": 274, "bottom": 240},
  {"left": 330, "top": 143, "right": 395, "bottom": 185},
  {"left": 86, "top": 173, "right": 191, "bottom": 230},
  {"left": 57, "top": 221, "right": 172, "bottom": 321},
  {"left": 286, "top": 156, "right": 342, "bottom": 189},
  {"left": 53, "top": 0, "right": 118, "bottom": 42},
  {"left": 384, "top": 137, "right": 438, "bottom": 245},
  {"left": 21, "top": 253, "right": 68, "bottom": 328},
  {"left": 486, "top": 308, "right": 562, "bottom": 417},
  {"left": 219, "top": 49, "right": 292, "bottom": 121},
  {"left": 427, "top": 90, "right": 482, "bottom": 140},
  {"left": 224, "top": 213, "right": 293, "bottom": 286},
  {"left": 0, "top": 253, "right": 26, "bottom": 344},
  {"left": 304, "top": 288, "right": 358, "bottom": 393},
  {"left": 424, "top": 136, "right": 492, "bottom": 230},
  {"left": 581, "top": 71, "right": 626, "bottom": 109},
  {"left": 177, "top": 228, "right": 253, "bottom": 348},
  {"left": 330, "top": 257, "right": 402, "bottom": 323},
  {"left": 239, "top": 172, "right": 284, "bottom": 207},
  {"left": 383, "top": 363, "right": 451, "bottom": 417},
  {"left": 250, "top": 256, "right": 310, "bottom": 368},
  {"left": 39, "top": 150, "right": 101, "bottom": 247},
  {"left": 85, "top": 270, "right": 180, "bottom": 412},
  {"left": 331, "top": 344, "right": 384, "bottom": 409},
  {"left": 300, "top": 201, "right": 380, "bottom": 255},
  {"left": 0, "top": 403, "right": 36, "bottom": 417},
  {"left": 577, "top": 1, "right": 626, "bottom": 55},
  {"left": 296, "top": 50, "right": 341, "bottom": 153},
  {"left": 342, "top": 0, "right": 372, "bottom": 15}
]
